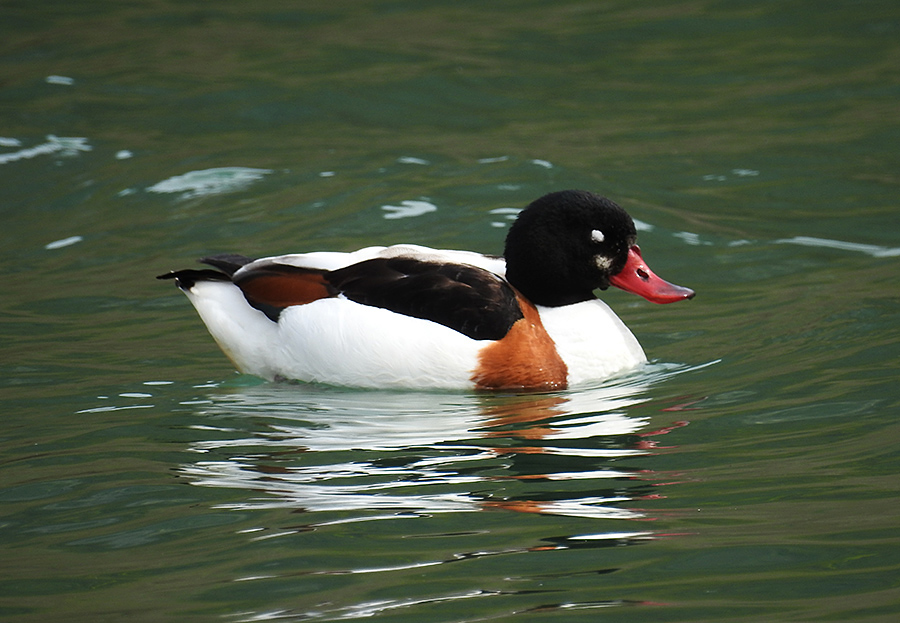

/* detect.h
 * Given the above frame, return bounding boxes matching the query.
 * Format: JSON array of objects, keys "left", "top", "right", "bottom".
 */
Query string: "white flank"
[
  {"left": 184, "top": 281, "right": 482, "bottom": 389},
  {"left": 275, "top": 299, "right": 482, "bottom": 389},
  {"left": 183, "top": 281, "right": 282, "bottom": 379}
]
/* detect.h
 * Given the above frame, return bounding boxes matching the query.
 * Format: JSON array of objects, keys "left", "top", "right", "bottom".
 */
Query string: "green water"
[{"left": 2, "top": 1, "right": 899, "bottom": 621}]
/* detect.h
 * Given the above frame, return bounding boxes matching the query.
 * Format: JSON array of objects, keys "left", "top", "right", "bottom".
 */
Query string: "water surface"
[{"left": 2, "top": 1, "right": 899, "bottom": 621}]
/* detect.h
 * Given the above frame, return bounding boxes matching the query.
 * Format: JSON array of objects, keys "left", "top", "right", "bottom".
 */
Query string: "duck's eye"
[{"left": 590, "top": 229, "right": 605, "bottom": 244}]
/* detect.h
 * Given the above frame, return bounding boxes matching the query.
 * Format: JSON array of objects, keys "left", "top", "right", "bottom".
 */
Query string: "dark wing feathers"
[
  {"left": 161, "top": 254, "right": 523, "bottom": 340},
  {"left": 200, "top": 254, "right": 256, "bottom": 276},
  {"left": 328, "top": 257, "right": 523, "bottom": 341}
]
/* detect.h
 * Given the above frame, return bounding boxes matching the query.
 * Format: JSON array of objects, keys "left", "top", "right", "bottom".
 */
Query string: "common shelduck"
[{"left": 158, "top": 190, "right": 694, "bottom": 390}]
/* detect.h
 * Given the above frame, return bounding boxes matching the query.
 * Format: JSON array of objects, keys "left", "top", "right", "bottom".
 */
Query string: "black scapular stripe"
[
  {"left": 156, "top": 268, "right": 231, "bottom": 290},
  {"left": 159, "top": 254, "right": 524, "bottom": 340},
  {"left": 327, "top": 257, "right": 523, "bottom": 341}
]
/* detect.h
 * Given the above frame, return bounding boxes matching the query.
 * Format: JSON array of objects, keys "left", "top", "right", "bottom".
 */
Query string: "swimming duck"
[{"left": 158, "top": 190, "right": 694, "bottom": 390}]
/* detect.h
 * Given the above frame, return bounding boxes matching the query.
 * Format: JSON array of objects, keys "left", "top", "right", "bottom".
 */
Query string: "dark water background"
[{"left": 2, "top": 1, "right": 899, "bottom": 621}]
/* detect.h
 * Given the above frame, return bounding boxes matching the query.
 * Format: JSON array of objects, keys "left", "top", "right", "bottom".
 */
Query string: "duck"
[{"left": 158, "top": 190, "right": 694, "bottom": 390}]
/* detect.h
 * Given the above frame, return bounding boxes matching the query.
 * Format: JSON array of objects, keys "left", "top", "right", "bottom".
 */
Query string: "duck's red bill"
[{"left": 609, "top": 246, "right": 695, "bottom": 304}]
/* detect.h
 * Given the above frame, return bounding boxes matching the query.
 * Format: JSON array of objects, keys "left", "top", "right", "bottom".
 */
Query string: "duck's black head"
[{"left": 504, "top": 190, "right": 694, "bottom": 307}]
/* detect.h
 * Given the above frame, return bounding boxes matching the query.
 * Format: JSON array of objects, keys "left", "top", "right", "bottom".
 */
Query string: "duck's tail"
[{"left": 156, "top": 254, "right": 256, "bottom": 289}]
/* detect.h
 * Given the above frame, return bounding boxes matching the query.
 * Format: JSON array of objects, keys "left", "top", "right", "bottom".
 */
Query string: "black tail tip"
[{"left": 157, "top": 268, "right": 231, "bottom": 290}]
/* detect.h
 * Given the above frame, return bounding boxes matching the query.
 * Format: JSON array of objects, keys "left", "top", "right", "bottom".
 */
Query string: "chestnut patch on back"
[{"left": 235, "top": 267, "right": 338, "bottom": 321}]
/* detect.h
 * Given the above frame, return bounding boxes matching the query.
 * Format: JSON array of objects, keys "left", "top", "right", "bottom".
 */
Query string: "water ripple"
[{"left": 179, "top": 364, "right": 707, "bottom": 524}]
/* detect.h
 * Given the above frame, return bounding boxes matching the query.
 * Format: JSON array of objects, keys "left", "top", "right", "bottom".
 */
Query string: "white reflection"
[
  {"left": 45, "top": 75, "right": 75, "bottom": 85},
  {"left": 0, "top": 135, "right": 91, "bottom": 165},
  {"left": 381, "top": 199, "right": 437, "bottom": 219},
  {"left": 181, "top": 363, "right": 703, "bottom": 521},
  {"left": 776, "top": 235, "right": 900, "bottom": 258},
  {"left": 146, "top": 167, "right": 272, "bottom": 199},
  {"left": 44, "top": 235, "right": 83, "bottom": 250}
]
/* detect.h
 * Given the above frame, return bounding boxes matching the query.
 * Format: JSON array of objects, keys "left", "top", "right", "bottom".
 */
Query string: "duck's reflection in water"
[{"left": 181, "top": 364, "right": 695, "bottom": 531}]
